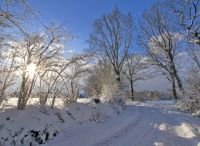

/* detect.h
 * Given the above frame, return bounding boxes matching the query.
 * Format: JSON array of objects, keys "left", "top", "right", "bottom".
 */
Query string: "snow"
[
  {"left": 46, "top": 100, "right": 200, "bottom": 146},
  {"left": 1, "top": 97, "right": 92, "bottom": 109},
  {"left": 0, "top": 100, "right": 199, "bottom": 146},
  {"left": 0, "top": 101, "right": 117, "bottom": 146},
  {"left": 76, "top": 98, "right": 92, "bottom": 104}
]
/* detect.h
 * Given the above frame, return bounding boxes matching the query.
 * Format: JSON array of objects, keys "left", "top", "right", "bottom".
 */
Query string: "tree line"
[{"left": 0, "top": 0, "right": 199, "bottom": 110}]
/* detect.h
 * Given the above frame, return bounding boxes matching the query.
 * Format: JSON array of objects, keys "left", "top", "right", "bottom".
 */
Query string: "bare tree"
[
  {"left": 138, "top": 3, "right": 184, "bottom": 99},
  {"left": 8, "top": 24, "right": 72, "bottom": 110},
  {"left": 38, "top": 54, "right": 90, "bottom": 108},
  {"left": 188, "top": 43, "right": 200, "bottom": 68},
  {"left": 65, "top": 58, "right": 90, "bottom": 102},
  {"left": 0, "top": 0, "right": 33, "bottom": 106},
  {"left": 85, "top": 59, "right": 109, "bottom": 97},
  {"left": 88, "top": 8, "right": 134, "bottom": 87},
  {"left": 0, "top": 0, "right": 31, "bottom": 38},
  {"left": 85, "top": 58, "right": 119, "bottom": 101},
  {"left": 0, "top": 50, "right": 17, "bottom": 104},
  {"left": 122, "top": 53, "right": 152, "bottom": 100},
  {"left": 39, "top": 59, "right": 73, "bottom": 107},
  {"left": 187, "top": 67, "right": 200, "bottom": 96},
  {"left": 169, "top": 0, "right": 200, "bottom": 69}
]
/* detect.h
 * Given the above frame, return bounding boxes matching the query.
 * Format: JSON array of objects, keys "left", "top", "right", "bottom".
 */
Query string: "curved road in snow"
[
  {"left": 92, "top": 102, "right": 200, "bottom": 146},
  {"left": 48, "top": 101, "right": 200, "bottom": 146}
]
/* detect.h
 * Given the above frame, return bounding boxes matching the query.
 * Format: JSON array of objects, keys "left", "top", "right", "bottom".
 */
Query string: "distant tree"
[
  {"left": 62, "top": 56, "right": 90, "bottom": 105},
  {"left": 138, "top": 2, "right": 184, "bottom": 99},
  {"left": 122, "top": 53, "right": 152, "bottom": 100},
  {"left": 85, "top": 59, "right": 116, "bottom": 100},
  {"left": 188, "top": 43, "right": 200, "bottom": 68},
  {"left": 0, "top": 51, "right": 17, "bottom": 104},
  {"left": 187, "top": 67, "right": 200, "bottom": 96}
]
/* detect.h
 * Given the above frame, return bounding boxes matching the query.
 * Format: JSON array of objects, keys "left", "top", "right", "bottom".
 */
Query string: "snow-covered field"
[
  {"left": 0, "top": 100, "right": 200, "bottom": 146},
  {"left": 0, "top": 97, "right": 92, "bottom": 109},
  {"left": 0, "top": 97, "right": 68, "bottom": 109}
]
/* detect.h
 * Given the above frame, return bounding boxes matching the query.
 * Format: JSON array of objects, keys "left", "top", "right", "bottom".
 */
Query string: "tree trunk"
[
  {"left": 71, "top": 80, "right": 74, "bottom": 101},
  {"left": 17, "top": 73, "right": 29, "bottom": 110},
  {"left": 41, "top": 85, "right": 53, "bottom": 106},
  {"left": 41, "top": 91, "right": 49, "bottom": 106},
  {"left": 17, "top": 95, "right": 28, "bottom": 110},
  {"left": 172, "top": 76, "right": 178, "bottom": 100},
  {"left": 130, "top": 80, "right": 134, "bottom": 100},
  {"left": 51, "top": 87, "right": 61, "bottom": 109},
  {"left": 0, "top": 78, "right": 8, "bottom": 101},
  {"left": 51, "top": 90, "right": 58, "bottom": 109},
  {"left": 116, "top": 71, "right": 122, "bottom": 89},
  {"left": 174, "top": 73, "right": 184, "bottom": 94},
  {"left": 0, "top": 85, "right": 6, "bottom": 104}
]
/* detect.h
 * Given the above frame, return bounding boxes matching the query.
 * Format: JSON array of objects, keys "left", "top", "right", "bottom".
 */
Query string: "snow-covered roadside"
[
  {"left": 0, "top": 102, "right": 118, "bottom": 146},
  {"left": 0, "top": 100, "right": 199, "bottom": 146},
  {"left": 45, "top": 105, "right": 139, "bottom": 146},
  {"left": 46, "top": 100, "right": 200, "bottom": 146}
]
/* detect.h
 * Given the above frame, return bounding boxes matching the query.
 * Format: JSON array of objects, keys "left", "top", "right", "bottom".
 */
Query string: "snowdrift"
[{"left": 0, "top": 102, "right": 117, "bottom": 146}]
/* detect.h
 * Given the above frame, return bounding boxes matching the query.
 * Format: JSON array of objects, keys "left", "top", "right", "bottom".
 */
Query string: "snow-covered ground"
[
  {"left": 0, "top": 100, "right": 200, "bottom": 146},
  {"left": 46, "top": 100, "right": 200, "bottom": 146},
  {"left": 0, "top": 100, "right": 117, "bottom": 146},
  {"left": 0, "top": 97, "right": 67, "bottom": 109}
]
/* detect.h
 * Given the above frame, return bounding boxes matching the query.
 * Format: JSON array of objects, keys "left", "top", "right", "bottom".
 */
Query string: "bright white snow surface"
[
  {"left": 46, "top": 100, "right": 200, "bottom": 146},
  {"left": 0, "top": 100, "right": 200, "bottom": 146}
]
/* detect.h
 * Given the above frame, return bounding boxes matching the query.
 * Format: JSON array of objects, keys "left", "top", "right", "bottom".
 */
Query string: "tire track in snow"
[
  {"left": 91, "top": 117, "right": 142, "bottom": 146},
  {"left": 91, "top": 105, "right": 200, "bottom": 146},
  {"left": 91, "top": 107, "right": 142, "bottom": 146}
]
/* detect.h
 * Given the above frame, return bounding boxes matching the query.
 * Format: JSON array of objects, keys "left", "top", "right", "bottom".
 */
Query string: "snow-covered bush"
[
  {"left": 85, "top": 60, "right": 116, "bottom": 98},
  {"left": 0, "top": 106, "right": 64, "bottom": 146},
  {"left": 176, "top": 97, "right": 200, "bottom": 117},
  {"left": 108, "top": 97, "right": 125, "bottom": 114},
  {"left": 176, "top": 67, "right": 200, "bottom": 117},
  {"left": 85, "top": 60, "right": 126, "bottom": 113},
  {"left": 100, "top": 79, "right": 126, "bottom": 114}
]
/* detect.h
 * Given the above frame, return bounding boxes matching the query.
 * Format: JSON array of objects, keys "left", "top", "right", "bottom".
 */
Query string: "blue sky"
[{"left": 29, "top": 0, "right": 156, "bottom": 53}]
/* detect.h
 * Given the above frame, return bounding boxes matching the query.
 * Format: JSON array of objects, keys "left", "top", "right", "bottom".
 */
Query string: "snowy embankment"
[
  {"left": 47, "top": 100, "right": 200, "bottom": 146},
  {"left": 0, "top": 99, "right": 118, "bottom": 146},
  {"left": 0, "top": 99, "right": 200, "bottom": 146}
]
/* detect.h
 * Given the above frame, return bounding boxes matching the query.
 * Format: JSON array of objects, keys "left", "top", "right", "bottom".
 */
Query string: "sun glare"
[{"left": 26, "top": 63, "right": 36, "bottom": 78}]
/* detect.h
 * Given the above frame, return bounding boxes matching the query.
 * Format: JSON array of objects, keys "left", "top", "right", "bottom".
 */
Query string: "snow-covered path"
[{"left": 47, "top": 101, "right": 200, "bottom": 146}]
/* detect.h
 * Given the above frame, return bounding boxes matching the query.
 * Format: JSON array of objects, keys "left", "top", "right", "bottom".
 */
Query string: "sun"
[{"left": 26, "top": 63, "right": 37, "bottom": 78}]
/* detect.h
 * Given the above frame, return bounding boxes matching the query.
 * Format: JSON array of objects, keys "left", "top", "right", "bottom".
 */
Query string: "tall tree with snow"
[
  {"left": 88, "top": 8, "right": 134, "bottom": 88},
  {"left": 138, "top": 2, "right": 184, "bottom": 99}
]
